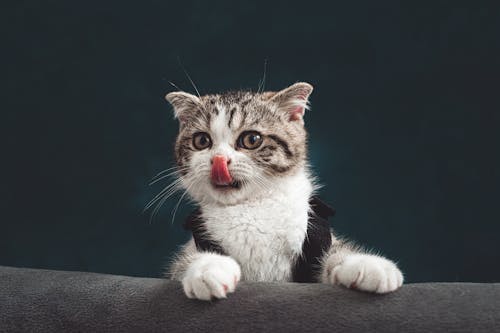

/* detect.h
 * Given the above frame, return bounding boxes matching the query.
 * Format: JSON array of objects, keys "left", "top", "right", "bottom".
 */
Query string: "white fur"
[
  {"left": 182, "top": 252, "right": 241, "bottom": 300},
  {"left": 324, "top": 253, "right": 403, "bottom": 293},
  {"left": 201, "top": 169, "right": 314, "bottom": 281}
]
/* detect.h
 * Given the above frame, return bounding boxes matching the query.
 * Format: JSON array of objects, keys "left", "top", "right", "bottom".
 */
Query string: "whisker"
[
  {"left": 150, "top": 173, "right": 201, "bottom": 224},
  {"left": 177, "top": 57, "right": 201, "bottom": 97},
  {"left": 149, "top": 168, "right": 189, "bottom": 185},
  {"left": 168, "top": 81, "right": 182, "bottom": 91},
  {"left": 170, "top": 182, "right": 195, "bottom": 225},
  {"left": 150, "top": 166, "right": 189, "bottom": 182},
  {"left": 148, "top": 180, "right": 185, "bottom": 224},
  {"left": 257, "top": 59, "right": 268, "bottom": 93},
  {"left": 150, "top": 193, "right": 170, "bottom": 224},
  {"left": 144, "top": 178, "right": 184, "bottom": 212},
  {"left": 146, "top": 171, "right": 205, "bottom": 224},
  {"left": 252, "top": 174, "right": 271, "bottom": 194},
  {"left": 152, "top": 165, "right": 179, "bottom": 177}
]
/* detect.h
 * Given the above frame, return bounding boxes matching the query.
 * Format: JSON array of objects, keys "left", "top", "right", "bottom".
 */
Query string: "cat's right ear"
[
  {"left": 165, "top": 91, "right": 202, "bottom": 123},
  {"left": 268, "top": 82, "right": 313, "bottom": 123}
]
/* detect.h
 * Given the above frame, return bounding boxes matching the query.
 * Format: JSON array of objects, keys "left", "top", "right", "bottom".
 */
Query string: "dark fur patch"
[
  {"left": 240, "top": 98, "right": 251, "bottom": 109},
  {"left": 228, "top": 107, "right": 236, "bottom": 128},
  {"left": 267, "top": 134, "right": 293, "bottom": 158},
  {"left": 259, "top": 145, "right": 277, "bottom": 152},
  {"left": 267, "top": 163, "right": 292, "bottom": 173}
]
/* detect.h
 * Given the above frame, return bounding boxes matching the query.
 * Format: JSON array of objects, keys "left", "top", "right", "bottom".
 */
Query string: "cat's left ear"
[
  {"left": 269, "top": 82, "right": 313, "bottom": 122},
  {"left": 165, "top": 91, "right": 203, "bottom": 123}
]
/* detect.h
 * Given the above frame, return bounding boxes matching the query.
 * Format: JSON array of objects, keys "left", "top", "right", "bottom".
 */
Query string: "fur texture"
[{"left": 162, "top": 82, "right": 403, "bottom": 300}]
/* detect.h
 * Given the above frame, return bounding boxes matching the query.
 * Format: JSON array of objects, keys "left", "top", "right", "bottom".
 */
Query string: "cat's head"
[{"left": 166, "top": 82, "right": 313, "bottom": 205}]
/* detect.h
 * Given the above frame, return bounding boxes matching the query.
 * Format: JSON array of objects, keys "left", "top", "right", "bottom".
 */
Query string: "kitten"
[{"left": 164, "top": 82, "right": 403, "bottom": 301}]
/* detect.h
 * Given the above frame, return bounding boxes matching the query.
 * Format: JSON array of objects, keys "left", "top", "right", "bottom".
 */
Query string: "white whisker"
[
  {"left": 257, "top": 59, "right": 268, "bottom": 93},
  {"left": 171, "top": 179, "right": 197, "bottom": 225},
  {"left": 177, "top": 57, "right": 201, "bottom": 97},
  {"left": 149, "top": 168, "right": 188, "bottom": 185},
  {"left": 144, "top": 178, "right": 184, "bottom": 212},
  {"left": 150, "top": 166, "right": 189, "bottom": 183},
  {"left": 148, "top": 179, "right": 187, "bottom": 224}
]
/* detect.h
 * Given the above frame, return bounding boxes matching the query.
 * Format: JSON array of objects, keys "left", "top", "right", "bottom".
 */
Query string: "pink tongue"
[{"left": 211, "top": 156, "right": 232, "bottom": 185}]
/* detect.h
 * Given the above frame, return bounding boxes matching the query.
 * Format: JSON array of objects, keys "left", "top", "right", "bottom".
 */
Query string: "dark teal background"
[{"left": 2, "top": 1, "right": 499, "bottom": 282}]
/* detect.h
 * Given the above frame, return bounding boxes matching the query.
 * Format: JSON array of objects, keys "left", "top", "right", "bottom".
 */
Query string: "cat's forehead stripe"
[
  {"left": 227, "top": 107, "right": 236, "bottom": 128},
  {"left": 210, "top": 103, "right": 234, "bottom": 145}
]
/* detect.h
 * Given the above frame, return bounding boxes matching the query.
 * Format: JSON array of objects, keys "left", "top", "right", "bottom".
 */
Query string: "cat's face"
[{"left": 166, "top": 82, "right": 313, "bottom": 205}]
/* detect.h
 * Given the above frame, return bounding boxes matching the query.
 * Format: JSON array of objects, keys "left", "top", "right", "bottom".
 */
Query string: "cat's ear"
[
  {"left": 165, "top": 91, "right": 202, "bottom": 123},
  {"left": 269, "top": 82, "right": 313, "bottom": 122}
]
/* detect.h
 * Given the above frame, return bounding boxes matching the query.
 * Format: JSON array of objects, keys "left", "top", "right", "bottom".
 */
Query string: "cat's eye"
[
  {"left": 192, "top": 132, "right": 212, "bottom": 150},
  {"left": 238, "top": 131, "right": 263, "bottom": 150}
]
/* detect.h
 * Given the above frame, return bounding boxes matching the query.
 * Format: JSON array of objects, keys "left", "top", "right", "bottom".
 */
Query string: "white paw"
[
  {"left": 329, "top": 254, "right": 403, "bottom": 293},
  {"left": 182, "top": 253, "right": 241, "bottom": 301}
]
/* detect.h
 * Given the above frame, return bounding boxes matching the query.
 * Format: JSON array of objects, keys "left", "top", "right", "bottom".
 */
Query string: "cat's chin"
[
  {"left": 198, "top": 181, "right": 255, "bottom": 206},
  {"left": 207, "top": 180, "right": 246, "bottom": 205},
  {"left": 212, "top": 180, "right": 242, "bottom": 191}
]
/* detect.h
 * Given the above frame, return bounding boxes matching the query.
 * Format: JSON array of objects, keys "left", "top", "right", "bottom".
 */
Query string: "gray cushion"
[{"left": 1, "top": 265, "right": 499, "bottom": 332}]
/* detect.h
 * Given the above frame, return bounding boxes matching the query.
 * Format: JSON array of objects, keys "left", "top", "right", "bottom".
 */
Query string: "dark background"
[{"left": 2, "top": 1, "right": 499, "bottom": 283}]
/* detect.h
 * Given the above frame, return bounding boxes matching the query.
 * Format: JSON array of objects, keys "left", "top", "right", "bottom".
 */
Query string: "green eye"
[
  {"left": 238, "top": 131, "right": 263, "bottom": 150},
  {"left": 192, "top": 132, "right": 212, "bottom": 150}
]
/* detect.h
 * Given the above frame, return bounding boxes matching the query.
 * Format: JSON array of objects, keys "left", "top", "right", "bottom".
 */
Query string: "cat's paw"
[
  {"left": 182, "top": 253, "right": 241, "bottom": 301},
  {"left": 329, "top": 254, "right": 403, "bottom": 293}
]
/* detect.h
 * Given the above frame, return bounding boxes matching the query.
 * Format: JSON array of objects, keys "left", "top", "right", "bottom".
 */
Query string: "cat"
[{"left": 163, "top": 82, "right": 403, "bottom": 301}]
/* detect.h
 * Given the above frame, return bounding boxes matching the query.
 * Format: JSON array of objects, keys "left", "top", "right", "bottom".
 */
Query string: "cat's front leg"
[
  {"left": 182, "top": 252, "right": 241, "bottom": 301},
  {"left": 168, "top": 239, "right": 241, "bottom": 301},
  {"left": 320, "top": 238, "right": 403, "bottom": 293}
]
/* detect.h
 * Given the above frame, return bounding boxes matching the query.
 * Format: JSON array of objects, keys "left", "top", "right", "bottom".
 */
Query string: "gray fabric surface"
[{"left": 0, "top": 266, "right": 499, "bottom": 332}]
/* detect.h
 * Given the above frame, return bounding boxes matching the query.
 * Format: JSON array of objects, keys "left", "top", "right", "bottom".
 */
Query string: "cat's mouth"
[{"left": 212, "top": 180, "right": 242, "bottom": 191}]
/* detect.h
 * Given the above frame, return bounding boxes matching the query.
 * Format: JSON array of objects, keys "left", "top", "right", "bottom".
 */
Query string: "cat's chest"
[{"left": 203, "top": 197, "right": 309, "bottom": 281}]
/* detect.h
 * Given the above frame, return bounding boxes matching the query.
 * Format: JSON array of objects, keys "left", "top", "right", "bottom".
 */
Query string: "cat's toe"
[
  {"left": 330, "top": 254, "right": 403, "bottom": 294},
  {"left": 384, "top": 263, "right": 403, "bottom": 292},
  {"left": 182, "top": 254, "right": 241, "bottom": 301}
]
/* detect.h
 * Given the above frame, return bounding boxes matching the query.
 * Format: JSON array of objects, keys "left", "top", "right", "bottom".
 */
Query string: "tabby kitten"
[{"left": 165, "top": 82, "right": 403, "bottom": 301}]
